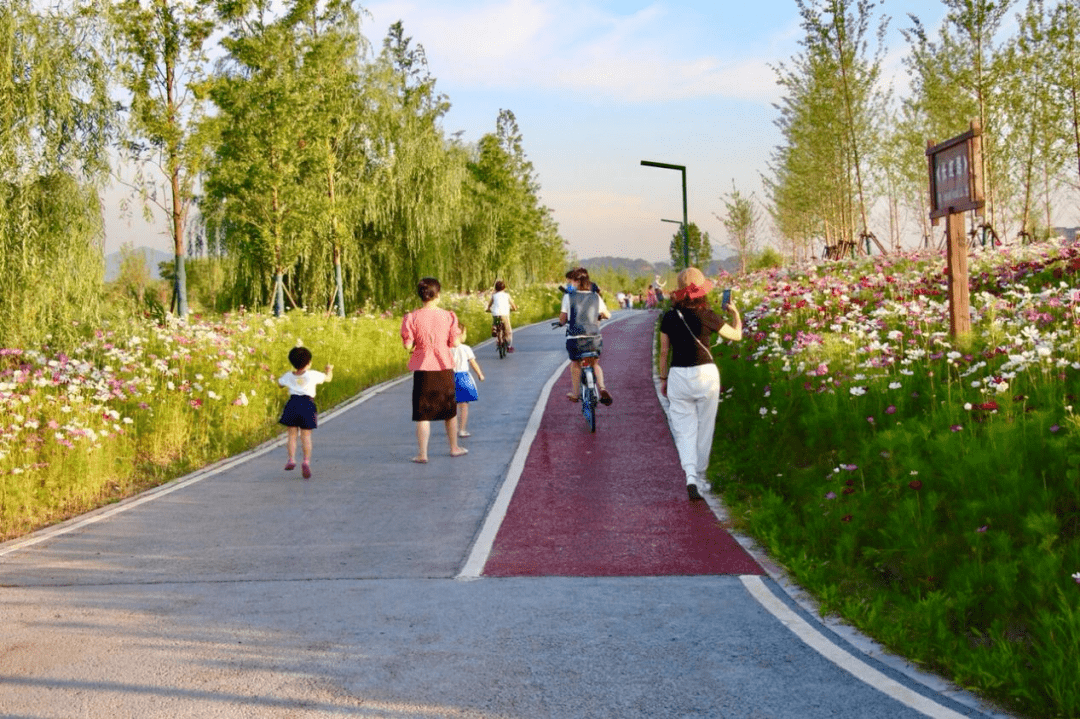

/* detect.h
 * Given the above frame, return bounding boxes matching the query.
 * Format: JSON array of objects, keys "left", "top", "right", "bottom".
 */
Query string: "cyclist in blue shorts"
[{"left": 557, "top": 267, "right": 613, "bottom": 405}]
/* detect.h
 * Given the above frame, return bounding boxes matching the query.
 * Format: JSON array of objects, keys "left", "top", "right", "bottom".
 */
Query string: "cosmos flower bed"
[
  {"left": 0, "top": 284, "right": 561, "bottom": 542},
  {"left": 713, "top": 239, "right": 1080, "bottom": 716}
]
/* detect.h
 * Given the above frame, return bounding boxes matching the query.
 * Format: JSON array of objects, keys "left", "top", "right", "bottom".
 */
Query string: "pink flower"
[
  {"left": 866, "top": 416, "right": 875, "bottom": 425},
  {"left": 885, "top": 405, "right": 896, "bottom": 414},
  {"left": 825, "top": 491, "right": 837, "bottom": 500},
  {"left": 951, "top": 424, "right": 963, "bottom": 432},
  {"left": 1050, "top": 425, "right": 1060, "bottom": 433},
  {"left": 977, "top": 526, "right": 988, "bottom": 533}
]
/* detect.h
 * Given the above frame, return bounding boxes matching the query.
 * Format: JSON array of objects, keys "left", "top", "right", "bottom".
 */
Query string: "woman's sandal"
[{"left": 599, "top": 389, "right": 613, "bottom": 406}]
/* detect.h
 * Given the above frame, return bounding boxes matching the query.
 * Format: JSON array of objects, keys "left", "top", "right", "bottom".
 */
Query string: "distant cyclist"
[
  {"left": 558, "top": 267, "right": 613, "bottom": 405},
  {"left": 486, "top": 280, "right": 519, "bottom": 353}
]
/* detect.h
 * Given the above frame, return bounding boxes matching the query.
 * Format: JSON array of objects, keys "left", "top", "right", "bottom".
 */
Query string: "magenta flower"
[
  {"left": 951, "top": 424, "right": 963, "bottom": 432},
  {"left": 885, "top": 405, "right": 896, "bottom": 414},
  {"left": 1050, "top": 425, "right": 1060, "bottom": 433},
  {"left": 976, "top": 526, "right": 988, "bottom": 533},
  {"left": 866, "top": 416, "right": 875, "bottom": 425},
  {"left": 825, "top": 491, "right": 837, "bottom": 500}
]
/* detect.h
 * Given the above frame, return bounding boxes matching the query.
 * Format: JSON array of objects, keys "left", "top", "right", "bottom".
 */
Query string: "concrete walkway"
[{"left": 0, "top": 311, "right": 1011, "bottom": 718}]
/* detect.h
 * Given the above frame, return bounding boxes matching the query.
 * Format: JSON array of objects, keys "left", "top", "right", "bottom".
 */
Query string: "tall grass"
[
  {"left": 711, "top": 240, "right": 1080, "bottom": 718},
  {"left": 0, "top": 284, "right": 563, "bottom": 540}
]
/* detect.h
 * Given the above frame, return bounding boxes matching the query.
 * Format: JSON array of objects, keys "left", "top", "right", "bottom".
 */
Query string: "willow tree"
[
  {"left": 109, "top": 0, "right": 216, "bottom": 317},
  {"left": 203, "top": 2, "right": 315, "bottom": 315},
  {"left": 0, "top": 0, "right": 111, "bottom": 346},
  {"left": 356, "top": 21, "right": 465, "bottom": 304},
  {"left": 289, "top": 0, "right": 368, "bottom": 316}
]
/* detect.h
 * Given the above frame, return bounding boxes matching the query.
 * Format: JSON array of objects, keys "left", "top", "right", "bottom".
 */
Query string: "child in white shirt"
[
  {"left": 452, "top": 326, "right": 485, "bottom": 437},
  {"left": 277, "top": 346, "right": 333, "bottom": 479}
]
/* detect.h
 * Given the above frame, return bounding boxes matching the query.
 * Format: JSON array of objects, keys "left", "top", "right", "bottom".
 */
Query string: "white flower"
[
  {"left": 888, "top": 382, "right": 902, "bottom": 389},
  {"left": 964, "top": 403, "right": 973, "bottom": 411},
  {"left": 910, "top": 470, "right": 919, "bottom": 475},
  {"left": 759, "top": 407, "right": 768, "bottom": 416},
  {"left": 849, "top": 387, "right": 867, "bottom": 396}
]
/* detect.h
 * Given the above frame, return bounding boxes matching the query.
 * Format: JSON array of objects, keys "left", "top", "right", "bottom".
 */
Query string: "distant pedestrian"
[
  {"left": 657, "top": 268, "right": 741, "bottom": 501},
  {"left": 452, "top": 325, "right": 485, "bottom": 438},
  {"left": 401, "top": 277, "right": 468, "bottom": 463},
  {"left": 652, "top": 274, "right": 667, "bottom": 304},
  {"left": 646, "top": 286, "right": 656, "bottom": 309},
  {"left": 277, "top": 346, "right": 334, "bottom": 479}
]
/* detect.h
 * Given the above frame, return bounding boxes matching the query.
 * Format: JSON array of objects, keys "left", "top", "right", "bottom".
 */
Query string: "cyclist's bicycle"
[
  {"left": 492, "top": 316, "right": 510, "bottom": 359},
  {"left": 553, "top": 323, "right": 600, "bottom": 433}
]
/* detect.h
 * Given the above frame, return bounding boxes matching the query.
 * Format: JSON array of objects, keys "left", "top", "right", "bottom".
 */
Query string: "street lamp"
[{"left": 641, "top": 160, "right": 688, "bottom": 268}]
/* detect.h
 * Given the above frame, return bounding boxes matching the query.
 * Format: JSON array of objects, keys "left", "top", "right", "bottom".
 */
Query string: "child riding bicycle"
[
  {"left": 558, "top": 267, "right": 613, "bottom": 405},
  {"left": 486, "top": 280, "right": 518, "bottom": 352}
]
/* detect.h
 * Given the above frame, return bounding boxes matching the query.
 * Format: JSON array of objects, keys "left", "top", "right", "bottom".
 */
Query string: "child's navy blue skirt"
[{"left": 279, "top": 394, "right": 318, "bottom": 430}]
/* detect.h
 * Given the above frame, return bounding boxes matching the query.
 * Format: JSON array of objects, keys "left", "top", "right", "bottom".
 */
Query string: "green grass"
[{"left": 705, "top": 240, "right": 1080, "bottom": 718}]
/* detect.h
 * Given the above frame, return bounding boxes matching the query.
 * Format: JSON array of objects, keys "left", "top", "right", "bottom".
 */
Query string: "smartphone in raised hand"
[{"left": 722, "top": 288, "right": 732, "bottom": 307}]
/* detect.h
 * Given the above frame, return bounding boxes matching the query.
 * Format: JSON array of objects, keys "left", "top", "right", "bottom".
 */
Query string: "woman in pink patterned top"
[{"left": 401, "top": 277, "right": 469, "bottom": 463}]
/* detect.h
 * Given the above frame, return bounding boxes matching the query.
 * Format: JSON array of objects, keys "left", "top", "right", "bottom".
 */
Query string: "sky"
[{"left": 103, "top": 0, "right": 951, "bottom": 264}]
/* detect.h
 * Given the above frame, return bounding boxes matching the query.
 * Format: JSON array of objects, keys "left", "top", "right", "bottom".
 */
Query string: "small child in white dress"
[
  {"left": 277, "top": 346, "right": 333, "bottom": 479},
  {"left": 452, "top": 326, "right": 485, "bottom": 437}
]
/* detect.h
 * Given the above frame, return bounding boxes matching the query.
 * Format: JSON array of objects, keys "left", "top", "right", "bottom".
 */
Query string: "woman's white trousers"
[{"left": 666, "top": 363, "right": 720, "bottom": 487}]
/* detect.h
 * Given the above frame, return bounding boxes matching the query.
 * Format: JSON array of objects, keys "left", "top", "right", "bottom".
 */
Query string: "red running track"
[{"left": 483, "top": 313, "right": 764, "bottom": 577}]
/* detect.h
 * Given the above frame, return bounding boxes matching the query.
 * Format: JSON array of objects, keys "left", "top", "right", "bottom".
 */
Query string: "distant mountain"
[
  {"left": 104, "top": 246, "right": 172, "bottom": 282},
  {"left": 578, "top": 256, "right": 670, "bottom": 277},
  {"left": 580, "top": 255, "right": 741, "bottom": 278}
]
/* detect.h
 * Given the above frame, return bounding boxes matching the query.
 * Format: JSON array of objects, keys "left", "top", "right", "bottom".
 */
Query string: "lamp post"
[{"left": 641, "top": 160, "right": 688, "bottom": 268}]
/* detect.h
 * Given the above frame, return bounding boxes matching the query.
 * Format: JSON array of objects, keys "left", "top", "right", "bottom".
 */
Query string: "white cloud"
[{"left": 366, "top": 0, "right": 781, "bottom": 103}]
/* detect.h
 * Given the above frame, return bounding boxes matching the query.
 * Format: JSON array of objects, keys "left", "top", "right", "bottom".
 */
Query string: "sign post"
[{"left": 926, "top": 120, "right": 984, "bottom": 338}]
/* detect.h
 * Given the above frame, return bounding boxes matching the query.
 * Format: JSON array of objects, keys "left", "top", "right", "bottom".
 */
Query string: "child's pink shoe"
[
  {"left": 284, "top": 461, "right": 296, "bottom": 471},
  {"left": 301, "top": 462, "right": 311, "bottom": 479}
]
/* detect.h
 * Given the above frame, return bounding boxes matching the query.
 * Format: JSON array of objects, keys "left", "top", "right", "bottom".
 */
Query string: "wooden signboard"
[{"left": 926, "top": 121, "right": 984, "bottom": 338}]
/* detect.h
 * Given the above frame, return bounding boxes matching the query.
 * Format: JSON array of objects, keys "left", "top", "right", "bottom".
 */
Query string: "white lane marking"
[
  {"left": 456, "top": 358, "right": 569, "bottom": 579},
  {"left": 740, "top": 575, "right": 970, "bottom": 719}
]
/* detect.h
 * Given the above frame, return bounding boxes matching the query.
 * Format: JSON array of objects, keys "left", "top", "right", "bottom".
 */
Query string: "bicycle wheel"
[
  {"left": 582, "top": 393, "right": 595, "bottom": 433},
  {"left": 497, "top": 335, "right": 507, "bottom": 359},
  {"left": 581, "top": 367, "right": 597, "bottom": 433}
]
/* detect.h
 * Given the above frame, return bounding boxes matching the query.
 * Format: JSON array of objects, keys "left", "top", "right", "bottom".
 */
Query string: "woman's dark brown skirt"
[{"left": 412, "top": 369, "right": 458, "bottom": 422}]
